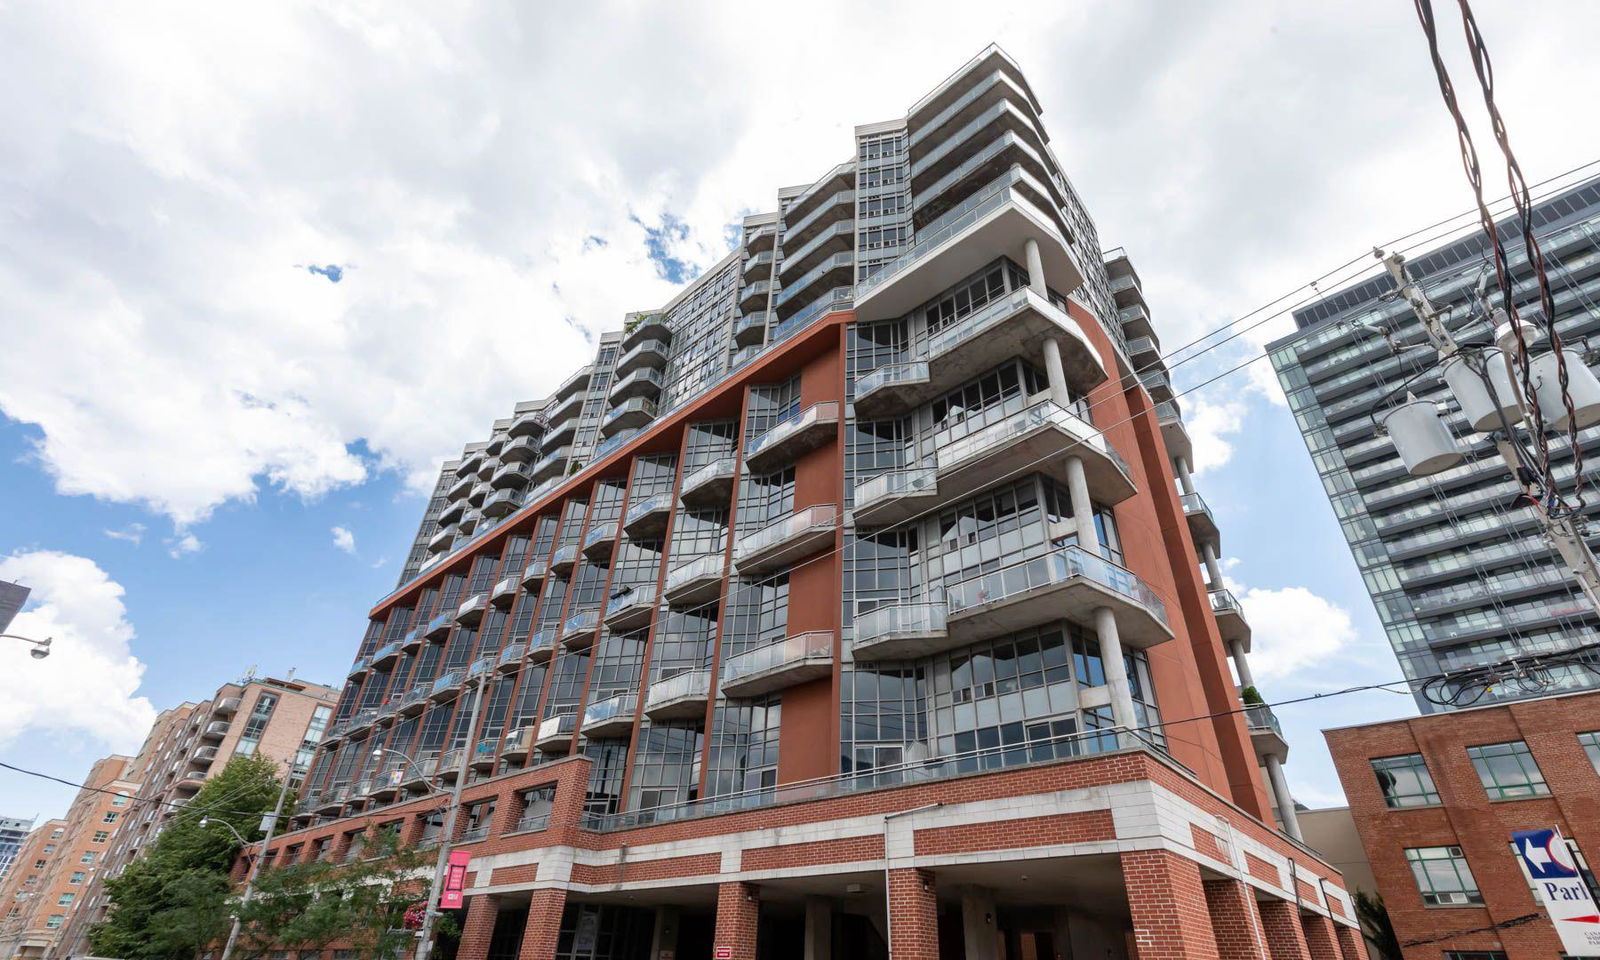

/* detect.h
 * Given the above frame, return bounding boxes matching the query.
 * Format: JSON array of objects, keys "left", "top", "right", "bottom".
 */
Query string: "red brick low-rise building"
[{"left": 1325, "top": 690, "right": 1600, "bottom": 960}]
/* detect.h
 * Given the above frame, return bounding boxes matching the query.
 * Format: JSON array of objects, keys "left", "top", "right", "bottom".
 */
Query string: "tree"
[
  {"left": 90, "top": 754, "right": 284, "bottom": 960},
  {"left": 236, "top": 830, "right": 451, "bottom": 960},
  {"left": 1239, "top": 685, "right": 1265, "bottom": 706},
  {"left": 1354, "top": 891, "right": 1402, "bottom": 960}
]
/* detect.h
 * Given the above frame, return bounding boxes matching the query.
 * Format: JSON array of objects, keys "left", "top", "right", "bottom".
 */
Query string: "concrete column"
[
  {"left": 1256, "top": 900, "right": 1313, "bottom": 960},
  {"left": 1263, "top": 754, "right": 1303, "bottom": 841},
  {"left": 1121, "top": 849, "right": 1221, "bottom": 960},
  {"left": 887, "top": 868, "right": 940, "bottom": 960},
  {"left": 804, "top": 896, "right": 831, "bottom": 960},
  {"left": 1201, "top": 541, "right": 1225, "bottom": 590},
  {"left": 457, "top": 894, "right": 500, "bottom": 960},
  {"left": 1300, "top": 914, "right": 1341, "bottom": 960},
  {"left": 650, "top": 905, "right": 680, "bottom": 960},
  {"left": 714, "top": 882, "right": 760, "bottom": 960},
  {"left": 1043, "top": 337, "right": 1071, "bottom": 408},
  {"left": 961, "top": 887, "right": 999, "bottom": 960},
  {"left": 1095, "top": 607, "right": 1139, "bottom": 733},
  {"left": 518, "top": 889, "right": 568, "bottom": 960},
  {"left": 1203, "top": 878, "right": 1269, "bottom": 960},
  {"left": 1230, "top": 639, "right": 1256, "bottom": 689},
  {"left": 1063, "top": 456, "right": 1100, "bottom": 557},
  {"left": 1175, "top": 455, "right": 1197, "bottom": 496},
  {"left": 1024, "top": 238, "right": 1047, "bottom": 296}
]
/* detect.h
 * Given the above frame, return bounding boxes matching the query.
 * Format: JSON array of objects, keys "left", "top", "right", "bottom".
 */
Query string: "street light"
[
  {"left": 0, "top": 634, "right": 51, "bottom": 660},
  {"left": 198, "top": 817, "right": 247, "bottom": 844},
  {"left": 370, "top": 747, "right": 435, "bottom": 788},
  {"left": 201, "top": 761, "right": 301, "bottom": 960}
]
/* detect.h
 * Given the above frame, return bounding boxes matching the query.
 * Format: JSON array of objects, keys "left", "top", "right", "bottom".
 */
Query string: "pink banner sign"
[{"left": 439, "top": 850, "right": 471, "bottom": 909}]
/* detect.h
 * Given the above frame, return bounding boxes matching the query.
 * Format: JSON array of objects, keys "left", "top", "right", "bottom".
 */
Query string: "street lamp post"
[
  {"left": 202, "top": 762, "right": 299, "bottom": 960},
  {"left": 414, "top": 672, "right": 487, "bottom": 960},
  {"left": 0, "top": 634, "right": 51, "bottom": 660}
]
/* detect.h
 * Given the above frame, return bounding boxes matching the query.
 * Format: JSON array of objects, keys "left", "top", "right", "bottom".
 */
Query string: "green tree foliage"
[
  {"left": 89, "top": 754, "right": 284, "bottom": 960},
  {"left": 236, "top": 831, "right": 449, "bottom": 960},
  {"left": 1354, "top": 891, "right": 1402, "bottom": 960},
  {"left": 1239, "top": 685, "right": 1265, "bottom": 706}
]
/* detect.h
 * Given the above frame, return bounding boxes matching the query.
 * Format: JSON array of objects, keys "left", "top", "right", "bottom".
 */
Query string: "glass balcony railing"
[
  {"left": 602, "top": 397, "right": 657, "bottom": 434},
  {"left": 430, "top": 671, "right": 462, "bottom": 700},
  {"left": 853, "top": 361, "right": 930, "bottom": 407},
  {"left": 721, "top": 631, "right": 834, "bottom": 697},
  {"left": 527, "top": 629, "right": 556, "bottom": 660},
  {"left": 853, "top": 467, "right": 939, "bottom": 522},
  {"left": 680, "top": 457, "right": 737, "bottom": 506},
  {"left": 733, "top": 504, "right": 837, "bottom": 573},
  {"left": 771, "top": 286, "right": 852, "bottom": 343},
  {"left": 745, "top": 402, "right": 840, "bottom": 467},
  {"left": 604, "top": 583, "right": 658, "bottom": 629},
  {"left": 596, "top": 429, "right": 638, "bottom": 458},
  {"left": 581, "top": 693, "right": 637, "bottom": 736},
  {"left": 535, "top": 712, "right": 577, "bottom": 749},
  {"left": 644, "top": 668, "right": 711, "bottom": 719},
  {"left": 522, "top": 556, "right": 548, "bottom": 585},
  {"left": 561, "top": 609, "right": 600, "bottom": 645},
  {"left": 623, "top": 493, "right": 671, "bottom": 536},
  {"left": 664, "top": 554, "right": 725, "bottom": 605},
  {"left": 944, "top": 545, "right": 1170, "bottom": 647},
  {"left": 853, "top": 602, "right": 949, "bottom": 658}
]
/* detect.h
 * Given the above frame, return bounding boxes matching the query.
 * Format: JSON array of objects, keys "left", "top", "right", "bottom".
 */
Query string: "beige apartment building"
[
  {"left": 0, "top": 758, "right": 138, "bottom": 960},
  {"left": 55, "top": 675, "right": 337, "bottom": 959}
]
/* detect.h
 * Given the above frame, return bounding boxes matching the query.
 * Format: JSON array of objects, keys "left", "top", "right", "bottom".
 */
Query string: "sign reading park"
[{"left": 1512, "top": 827, "right": 1600, "bottom": 957}]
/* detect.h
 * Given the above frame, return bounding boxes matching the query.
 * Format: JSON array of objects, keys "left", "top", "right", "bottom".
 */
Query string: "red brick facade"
[{"left": 1123, "top": 848, "right": 1221, "bottom": 960}]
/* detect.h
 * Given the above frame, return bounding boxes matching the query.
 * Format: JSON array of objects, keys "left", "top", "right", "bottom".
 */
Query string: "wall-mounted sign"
[
  {"left": 439, "top": 850, "right": 471, "bottom": 909},
  {"left": 1512, "top": 827, "right": 1600, "bottom": 957}
]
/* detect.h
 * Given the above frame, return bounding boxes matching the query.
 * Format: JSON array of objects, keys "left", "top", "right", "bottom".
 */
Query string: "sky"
[{"left": 3, "top": 0, "right": 1600, "bottom": 820}]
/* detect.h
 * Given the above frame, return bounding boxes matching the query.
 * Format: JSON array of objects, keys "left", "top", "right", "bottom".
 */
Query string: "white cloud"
[
  {"left": 1236, "top": 585, "right": 1360, "bottom": 680},
  {"left": 166, "top": 533, "right": 203, "bottom": 559},
  {"left": 103, "top": 523, "right": 146, "bottom": 545},
  {"left": 331, "top": 526, "right": 357, "bottom": 554},
  {"left": 1185, "top": 395, "right": 1250, "bottom": 474},
  {"left": 0, "top": 550, "right": 156, "bottom": 751}
]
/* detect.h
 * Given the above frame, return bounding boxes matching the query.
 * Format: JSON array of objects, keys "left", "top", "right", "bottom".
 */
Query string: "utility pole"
[
  {"left": 415, "top": 672, "right": 487, "bottom": 960},
  {"left": 1379, "top": 250, "right": 1600, "bottom": 615},
  {"left": 216, "top": 760, "right": 298, "bottom": 960}
]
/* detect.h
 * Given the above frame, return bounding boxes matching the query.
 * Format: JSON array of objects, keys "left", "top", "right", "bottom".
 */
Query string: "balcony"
[
  {"left": 447, "top": 471, "right": 474, "bottom": 500},
  {"left": 643, "top": 668, "right": 712, "bottom": 721},
  {"left": 477, "top": 456, "right": 500, "bottom": 481},
  {"left": 554, "top": 364, "right": 595, "bottom": 402},
  {"left": 1209, "top": 589, "right": 1251, "bottom": 651},
  {"left": 191, "top": 745, "right": 218, "bottom": 764},
  {"left": 622, "top": 493, "right": 672, "bottom": 539},
  {"left": 316, "top": 785, "right": 348, "bottom": 813},
  {"left": 531, "top": 447, "right": 572, "bottom": 484},
  {"left": 550, "top": 544, "right": 578, "bottom": 576},
  {"left": 508, "top": 409, "right": 547, "bottom": 439},
  {"left": 851, "top": 602, "right": 950, "bottom": 661},
  {"left": 347, "top": 655, "right": 371, "bottom": 680},
  {"left": 855, "top": 180, "right": 1082, "bottom": 326},
  {"left": 425, "top": 613, "right": 453, "bottom": 641},
  {"left": 615, "top": 339, "right": 669, "bottom": 378},
  {"left": 370, "top": 762, "right": 406, "bottom": 800},
  {"left": 436, "top": 747, "right": 465, "bottom": 783},
  {"left": 664, "top": 554, "right": 726, "bottom": 607},
  {"left": 467, "top": 483, "right": 491, "bottom": 509},
  {"left": 427, "top": 525, "right": 458, "bottom": 554},
  {"left": 582, "top": 522, "right": 617, "bottom": 562},
  {"left": 501, "top": 726, "right": 536, "bottom": 762},
  {"left": 456, "top": 451, "right": 484, "bottom": 477},
  {"left": 602, "top": 398, "right": 657, "bottom": 436},
  {"left": 780, "top": 219, "right": 854, "bottom": 281},
  {"left": 398, "top": 684, "right": 430, "bottom": 716},
  {"left": 773, "top": 251, "right": 853, "bottom": 318},
  {"left": 852, "top": 467, "right": 939, "bottom": 528},
  {"left": 733, "top": 504, "right": 838, "bottom": 575},
  {"left": 595, "top": 428, "right": 638, "bottom": 459},
  {"left": 941, "top": 399, "right": 1132, "bottom": 502},
  {"left": 1140, "top": 370, "right": 1174, "bottom": 404},
  {"left": 347, "top": 707, "right": 379, "bottom": 734},
  {"left": 527, "top": 629, "right": 556, "bottom": 662},
  {"left": 604, "top": 583, "right": 658, "bottom": 631},
  {"left": 739, "top": 279, "right": 773, "bottom": 312},
  {"left": 581, "top": 694, "right": 638, "bottom": 738},
  {"left": 853, "top": 361, "right": 930, "bottom": 421},
  {"left": 733, "top": 312, "right": 767, "bottom": 348},
  {"left": 535, "top": 713, "right": 577, "bottom": 751},
  {"left": 679, "top": 457, "right": 737, "bottom": 508},
  {"left": 784, "top": 187, "right": 854, "bottom": 251},
  {"left": 400, "top": 628, "right": 423, "bottom": 654},
  {"left": 201, "top": 720, "right": 230, "bottom": 741},
  {"left": 1127, "top": 335, "right": 1161, "bottom": 367},
  {"left": 721, "top": 631, "right": 834, "bottom": 698},
  {"left": 623, "top": 312, "right": 670, "bottom": 347},
  {"left": 610, "top": 367, "right": 664, "bottom": 402},
  {"left": 944, "top": 545, "right": 1172, "bottom": 650},
  {"left": 1245, "top": 703, "right": 1288, "bottom": 762},
  {"left": 522, "top": 556, "right": 548, "bottom": 587},
  {"left": 496, "top": 641, "right": 526, "bottom": 673},
  {"left": 1156, "top": 401, "right": 1191, "bottom": 464},
  {"left": 490, "top": 576, "right": 520, "bottom": 609},
  {"left": 561, "top": 610, "right": 600, "bottom": 649},
  {"left": 1118, "top": 304, "right": 1155, "bottom": 342},
  {"left": 458, "top": 508, "right": 483, "bottom": 535},
  {"left": 543, "top": 399, "right": 581, "bottom": 442},
  {"left": 1110, "top": 273, "right": 1147, "bottom": 311},
  {"left": 370, "top": 641, "right": 401, "bottom": 669},
  {"left": 468, "top": 654, "right": 495, "bottom": 682},
  {"left": 456, "top": 593, "right": 488, "bottom": 626},
  {"left": 470, "top": 736, "right": 500, "bottom": 771},
  {"left": 1180, "top": 491, "right": 1219, "bottom": 546},
  {"left": 744, "top": 402, "right": 840, "bottom": 473},
  {"left": 430, "top": 671, "right": 463, "bottom": 702},
  {"left": 746, "top": 223, "right": 778, "bottom": 253},
  {"left": 785, "top": 161, "right": 853, "bottom": 226},
  {"left": 912, "top": 65, "right": 1043, "bottom": 155},
  {"left": 438, "top": 498, "right": 467, "bottom": 532}
]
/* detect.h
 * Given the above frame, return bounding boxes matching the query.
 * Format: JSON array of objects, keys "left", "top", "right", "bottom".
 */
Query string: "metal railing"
[
  {"left": 854, "top": 602, "right": 948, "bottom": 646},
  {"left": 721, "top": 631, "right": 832, "bottom": 687},
  {"left": 1208, "top": 589, "right": 1243, "bottom": 617},
  {"left": 645, "top": 668, "right": 711, "bottom": 709},
  {"left": 745, "top": 402, "right": 839, "bottom": 459},
  {"left": 734, "top": 504, "right": 837, "bottom": 564},
  {"left": 944, "top": 544, "right": 1169, "bottom": 628}
]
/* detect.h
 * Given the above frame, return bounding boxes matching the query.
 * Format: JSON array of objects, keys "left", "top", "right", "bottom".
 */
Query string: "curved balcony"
[
  {"left": 213, "top": 696, "right": 241, "bottom": 716},
  {"left": 427, "top": 525, "right": 458, "bottom": 554},
  {"left": 534, "top": 713, "right": 577, "bottom": 752},
  {"left": 467, "top": 482, "right": 492, "bottom": 507},
  {"left": 1156, "top": 401, "right": 1192, "bottom": 465},
  {"left": 522, "top": 556, "right": 548, "bottom": 587},
  {"left": 773, "top": 252, "right": 853, "bottom": 319},
  {"left": 490, "top": 461, "right": 535, "bottom": 490},
  {"left": 643, "top": 668, "right": 711, "bottom": 721},
  {"left": 554, "top": 364, "right": 595, "bottom": 402},
  {"left": 398, "top": 684, "right": 430, "bottom": 717},
  {"left": 561, "top": 610, "right": 600, "bottom": 649},
  {"left": 477, "top": 456, "right": 500, "bottom": 482},
  {"left": 664, "top": 554, "right": 726, "bottom": 607},
  {"left": 739, "top": 279, "right": 773, "bottom": 313},
  {"left": 490, "top": 576, "right": 520, "bottom": 609},
  {"left": 456, "top": 593, "right": 488, "bottom": 626},
  {"left": 429, "top": 671, "right": 463, "bottom": 702},
  {"left": 347, "top": 655, "right": 371, "bottom": 681},
  {"left": 679, "top": 457, "right": 737, "bottom": 508},
  {"left": 745, "top": 223, "right": 778, "bottom": 254},
  {"left": 602, "top": 398, "right": 657, "bottom": 436},
  {"left": 400, "top": 627, "right": 423, "bottom": 654},
  {"left": 926, "top": 399, "right": 1135, "bottom": 511},
  {"left": 543, "top": 396, "right": 582, "bottom": 440},
  {"left": 1118, "top": 303, "right": 1154, "bottom": 341},
  {"left": 527, "top": 628, "right": 557, "bottom": 663},
  {"left": 783, "top": 189, "right": 855, "bottom": 251},
  {"left": 424, "top": 612, "right": 453, "bottom": 641},
  {"left": 784, "top": 161, "right": 853, "bottom": 227},
  {"left": 851, "top": 602, "right": 950, "bottom": 661},
  {"left": 944, "top": 545, "right": 1172, "bottom": 650},
  {"left": 470, "top": 735, "right": 501, "bottom": 771},
  {"left": 1140, "top": 370, "right": 1174, "bottom": 404},
  {"left": 508, "top": 409, "right": 547, "bottom": 439},
  {"left": 1209, "top": 589, "right": 1251, "bottom": 652},
  {"left": 733, "top": 504, "right": 837, "bottom": 576},
  {"left": 623, "top": 492, "right": 672, "bottom": 539},
  {"left": 1181, "top": 491, "right": 1219, "bottom": 547},
  {"left": 1110, "top": 274, "right": 1147, "bottom": 312},
  {"left": 780, "top": 219, "right": 854, "bottom": 281},
  {"left": 604, "top": 583, "right": 658, "bottom": 631},
  {"left": 733, "top": 312, "right": 768, "bottom": 348},
  {"left": 852, "top": 467, "right": 939, "bottom": 528},
  {"left": 501, "top": 726, "right": 536, "bottom": 762},
  {"left": 1127, "top": 335, "right": 1161, "bottom": 368},
  {"left": 550, "top": 543, "right": 578, "bottom": 576},
  {"left": 610, "top": 367, "right": 664, "bottom": 402},
  {"left": 1245, "top": 703, "right": 1289, "bottom": 763},
  {"left": 370, "top": 641, "right": 401, "bottom": 669},
  {"left": 623, "top": 312, "right": 671, "bottom": 348},
  {"left": 496, "top": 641, "right": 526, "bottom": 673},
  {"left": 191, "top": 745, "right": 218, "bottom": 764},
  {"left": 615, "top": 339, "right": 669, "bottom": 378},
  {"left": 436, "top": 747, "right": 465, "bottom": 783},
  {"left": 458, "top": 508, "right": 483, "bottom": 535},
  {"left": 853, "top": 362, "right": 931, "bottom": 421},
  {"left": 447, "top": 472, "right": 474, "bottom": 501},
  {"left": 744, "top": 402, "right": 840, "bottom": 473},
  {"left": 456, "top": 451, "right": 484, "bottom": 478},
  {"left": 721, "top": 631, "right": 834, "bottom": 698},
  {"left": 581, "top": 693, "right": 637, "bottom": 739},
  {"left": 531, "top": 447, "right": 572, "bottom": 484},
  {"left": 582, "top": 522, "right": 617, "bottom": 562},
  {"left": 438, "top": 497, "right": 467, "bottom": 526},
  {"left": 482, "top": 488, "right": 523, "bottom": 519}
]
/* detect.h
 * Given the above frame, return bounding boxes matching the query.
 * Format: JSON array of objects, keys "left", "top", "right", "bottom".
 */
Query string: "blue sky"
[{"left": 4, "top": 1, "right": 1600, "bottom": 820}]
